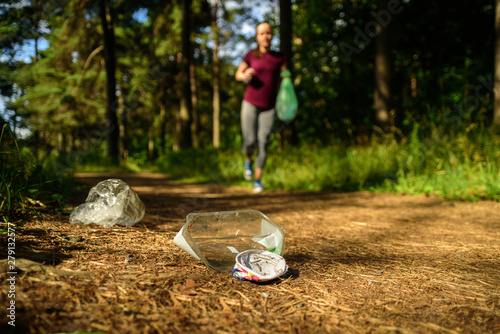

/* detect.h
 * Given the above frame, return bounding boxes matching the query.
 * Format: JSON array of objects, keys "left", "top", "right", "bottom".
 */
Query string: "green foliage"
[
  {"left": 155, "top": 125, "right": 500, "bottom": 202},
  {"left": 381, "top": 124, "right": 500, "bottom": 201},
  {"left": 0, "top": 124, "right": 80, "bottom": 225},
  {"left": 1, "top": 0, "right": 498, "bottom": 204},
  {"left": 0, "top": 125, "right": 35, "bottom": 221},
  {"left": 155, "top": 148, "right": 242, "bottom": 184},
  {"left": 3, "top": 0, "right": 495, "bottom": 147}
]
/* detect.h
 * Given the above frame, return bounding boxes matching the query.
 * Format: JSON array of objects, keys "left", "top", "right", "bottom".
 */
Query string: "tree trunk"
[
  {"left": 374, "top": 0, "right": 391, "bottom": 130},
  {"left": 159, "top": 92, "right": 167, "bottom": 154},
  {"left": 30, "top": 0, "right": 42, "bottom": 63},
  {"left": 174, "top": 0, "right": 193, "bottom": 151},
  {"left": 99, "top": 0, "right": 119, "bottom": 164},
  {"left": 190, "top": 48, "right": 199, "bottom": 149},
  {"left": 118, "top": 87, "right": 128, "bottom": 160},
  {"left": 279, "top": 0, "right": 292, "bottom": 69},
  {"left": 279, "top": 0, "right": 297, "bottom": 147},
  {"left": 494, "top": 0, "right": 500, "bottom": 125},
  {"left": 212, "top": 0, "right": 221, "bottom": 149},
  {"left": 148, "top": 111, "right": 155, "bottom": 160}
]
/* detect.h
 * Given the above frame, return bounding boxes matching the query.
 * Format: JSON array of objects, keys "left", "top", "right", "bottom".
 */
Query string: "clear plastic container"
[
  {"left": 69, "top": 179, "right": 145, "bottom": 228},
  {"left": 174, "top": 210, "right": 285, "bottom": 272}
]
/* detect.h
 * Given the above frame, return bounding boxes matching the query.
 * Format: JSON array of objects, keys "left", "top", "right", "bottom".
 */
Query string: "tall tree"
[
  {"left": 190, "top": 42, "right": 199, "bottom": 148},
  {"left": 495, "top": 0, "right": 500, "bottom": 126},
  {"left": 0, "top": 0, "right": 53, "bottom": 139},
  {"left": 278, "top": 0, "right": 296, "bottom": 147},
  {"left": 212, "top": 0, "right": 221, "bottom": 148},
  {"left": 0, "top": 0, "right": 49, "bottom": 61},
  {"left": 174, "top": 0, "right": 193, "bottom": 151},
  {"left": 279, "top": 0, "right": 292, "bottom": 69},
  {"left": 99, "top": 0, "right": 119, "bottom": 164},
  {"left": 373, "top": 0, "right": 391, "bottom": 129},
  {"left": 9, "top": 0, "right": 108, "bottom": 157}
]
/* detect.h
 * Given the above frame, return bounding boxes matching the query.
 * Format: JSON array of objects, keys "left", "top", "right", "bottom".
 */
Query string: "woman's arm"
[{"left": 235, "top": 61, "right": 254, "bottom": 82}]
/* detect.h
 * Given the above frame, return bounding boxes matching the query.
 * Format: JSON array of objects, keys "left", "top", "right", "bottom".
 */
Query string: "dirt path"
[{"left": 1, "top": 172, "right": 499, "bottom": 333}]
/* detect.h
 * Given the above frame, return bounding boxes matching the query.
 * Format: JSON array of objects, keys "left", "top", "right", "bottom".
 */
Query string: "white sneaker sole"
[{"left": 244, "top": 171, "right": 253, "bottom": 180}]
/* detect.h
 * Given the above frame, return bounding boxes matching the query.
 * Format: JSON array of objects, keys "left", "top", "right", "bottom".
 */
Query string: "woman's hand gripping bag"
[{"left": 275, "top": 70, "right": 298, "bottom": 123}]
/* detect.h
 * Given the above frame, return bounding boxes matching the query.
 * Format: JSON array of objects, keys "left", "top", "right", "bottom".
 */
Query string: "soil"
[{"left": 1, "top": 172, "right": 499, "bottom": 334}]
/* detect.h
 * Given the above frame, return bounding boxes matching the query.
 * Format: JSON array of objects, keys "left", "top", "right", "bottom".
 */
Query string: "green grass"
[
  {"left": 154, "top": 148, "right": 244, "bottom": 185},
  {"left": 155, "top": 125, "right": 500, "bottom": 202},
  {"left": 154, "top": 139, "right": 402, "bottom": 192},
  {"left": 1, "top": 124, "right": 32, "bottom": 222},
  {"left": 3, "top": 121, "right": 498, "bottom": 223},
  {"left": 379, "top": 125, "right": 500, "bottom": 201},
  {"left": 0, "top": 124, "right": 78, "bottom": 226}
]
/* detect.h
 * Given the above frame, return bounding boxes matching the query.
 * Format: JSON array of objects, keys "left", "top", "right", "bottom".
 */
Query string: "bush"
[{"left": 0, "top": 125, "right": 77, "bottom": 224}]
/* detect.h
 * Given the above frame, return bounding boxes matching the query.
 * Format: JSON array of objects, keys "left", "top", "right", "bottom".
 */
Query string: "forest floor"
[{"left": 1, "top": 172, "right": 499, "bottom": 334}]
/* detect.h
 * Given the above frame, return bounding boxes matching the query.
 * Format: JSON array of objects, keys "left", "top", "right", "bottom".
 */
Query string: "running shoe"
[
  {"left": 253, "top": 180, "right": 264, "bottom": 192},
  {"left": 244, "top": 161, "right": 253, "bottom": 180}
]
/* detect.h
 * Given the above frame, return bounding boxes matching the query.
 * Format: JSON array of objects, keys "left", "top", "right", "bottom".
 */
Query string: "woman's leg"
[
  {"left": 241, "top": 100, "right": 258, "bottom": 160},
  {"left": 255, "top": 107, "right": 276, "bottom": 179}
]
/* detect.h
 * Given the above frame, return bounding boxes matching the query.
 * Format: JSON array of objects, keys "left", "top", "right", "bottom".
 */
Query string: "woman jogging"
[{"left": 235, "top": 22, "right": 287, "bottom": 192}]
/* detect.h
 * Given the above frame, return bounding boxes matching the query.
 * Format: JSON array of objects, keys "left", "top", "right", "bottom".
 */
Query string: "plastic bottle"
[{"left": 174, "top": 210, "right": 285, "bottom": 272}]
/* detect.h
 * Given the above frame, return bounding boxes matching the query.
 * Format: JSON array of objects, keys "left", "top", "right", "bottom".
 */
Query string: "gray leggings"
[{"left": 241, "top": 100, "right": 275, "bottom": 169}]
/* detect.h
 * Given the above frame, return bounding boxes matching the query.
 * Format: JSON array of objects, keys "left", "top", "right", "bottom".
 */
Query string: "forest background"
[{"left": 1, "top": 0, "right": 500, "bottom": 223}]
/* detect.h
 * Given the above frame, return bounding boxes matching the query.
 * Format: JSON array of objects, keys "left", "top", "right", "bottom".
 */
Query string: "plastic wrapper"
[
  {"left": 174, "top": 210, "right": 285, "bottom": 272},
  {"left": 275, "top": 70, "right": 298, "bottom": 122},
  {"left": 69, "top": 179, "right": 145, "bottom": 228}
]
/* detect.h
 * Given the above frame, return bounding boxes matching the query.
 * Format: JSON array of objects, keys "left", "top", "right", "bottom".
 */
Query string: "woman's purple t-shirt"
[{"left": 243, "top": 50, "right": 286, "bottom": 109}]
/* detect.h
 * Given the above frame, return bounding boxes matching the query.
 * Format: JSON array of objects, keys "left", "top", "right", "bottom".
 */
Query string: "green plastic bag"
[{"left": 275, "top": 70, "right": 298, "bottom": 122}]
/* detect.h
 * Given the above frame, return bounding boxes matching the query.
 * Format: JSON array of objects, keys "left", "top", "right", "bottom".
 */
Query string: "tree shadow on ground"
[{"left": 72, "top": 172, "right": 447, "bottom": 228}]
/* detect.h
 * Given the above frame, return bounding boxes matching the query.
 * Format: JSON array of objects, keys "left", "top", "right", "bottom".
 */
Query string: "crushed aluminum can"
[{"left": 232, "top": 249, "right": 288, "bottom": 282}]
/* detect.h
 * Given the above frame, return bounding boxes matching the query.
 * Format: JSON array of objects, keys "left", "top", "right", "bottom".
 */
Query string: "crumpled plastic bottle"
[
  {"left": 174, "top": 210, "right": 285, "bottom": 272},
  {"left": 69, "top": 179, "right": 145, "bottom": 228}
]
